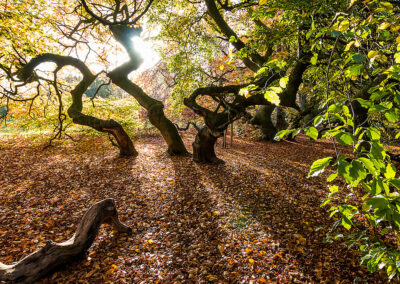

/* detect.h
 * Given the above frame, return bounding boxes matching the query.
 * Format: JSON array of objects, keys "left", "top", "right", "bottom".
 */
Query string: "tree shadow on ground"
[
  {"left": 157, "top": 156, "right": 231, "bottom": 282},
  {"left": 197, "top": 136, "right": 382, "bottom": 282}
]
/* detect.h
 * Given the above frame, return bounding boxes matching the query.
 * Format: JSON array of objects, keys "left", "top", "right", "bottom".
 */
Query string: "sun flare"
[{"left": 112, "top": 36, "right": 160, "bottom": 74}]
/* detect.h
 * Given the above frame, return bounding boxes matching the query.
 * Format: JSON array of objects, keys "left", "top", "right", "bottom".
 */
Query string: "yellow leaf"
[
  {"left": 344, "top": 41, "right": 355, "bottom": 51},
  {"left": 377, "top": 54, "right": 387, "bottom": 63},
  {"left": 396, "top": 36, "right": 400, "bottom": 43},
  {"left": 213, "top": 211, "right": 220, "bottom": 216},
  {"left": 368, "top": 50, "right": 379, "bottom": 59},
  {"left": 349, "top": 0, "right": 357, "bottom": 7},
  {"left": 377, "top": 22, "right": 391, "bottom": 31},
  {"left": 106, "top": 268, "right": 114, "bottom": 274},
  {"left": 248, "top": 258, "right": 255, "bottom": 265},
  {"left": 338, "top": 20, "right": 350, "bottom": 32},
  {"left": 260, "top": 0, "right": 266, "bottom": 5},
  {"left": 354, "top": 39, "right": 361, "bottom": 47},
  {"left": 380, "top": 2, "right": 393, "bottom": 12},
  {"left": 206, "top": 274, "right": 217, "bottom": 281},
  {"left": 391, "top": 25, "right": 400, "bottom": 33},
  {"left": 148, "top": 239, "right": 154, "bottom": 244}
]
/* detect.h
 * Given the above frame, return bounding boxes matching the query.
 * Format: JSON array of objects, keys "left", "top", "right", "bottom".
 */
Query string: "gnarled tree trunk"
[
  {"left": 251, "top": 105, "right": 277, "bottom": 141},
  {"left": 108, "top": 27, "right": 188, "bottom": 156},
  {"left": 275, "top": 107, "right": 288, "bottom": 131},
  {"left": 0, "top": 199, "right": 131, "bottom": 283},
  {"left": 18, "top": 54, "right": 137, "bottom": 157},
  {"left": 192, "top": 126, "right": 224, "bottom": 164},
  {"left": 148, "top": 104, "right": 188, "bottom": 155},
  {"left": 109, "top": 72, "right": 187, "bottom": 155}
]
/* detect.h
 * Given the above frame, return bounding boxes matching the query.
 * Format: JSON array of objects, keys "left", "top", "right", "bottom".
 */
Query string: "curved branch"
[
  {"left": 18, "top": 53, "right": 137, "bottom": 156},
  {"left": 205, "top": 0, "right": 264, "bottom": 71},
  {"left": 129, "top": 0, "right": 155, "bottom": 25},
  {"left": 80, "top": 0, "right": 115, "bottom": 25},
  {"left": 175, "top": 122, "right": 200, "bottom": 131},
  {"left": 80, "top": 0, "right": 154, "bottom": 25}
]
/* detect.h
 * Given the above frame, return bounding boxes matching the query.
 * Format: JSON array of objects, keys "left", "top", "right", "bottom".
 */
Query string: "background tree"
[
  {"left": 150, "top": 0, "right": 347, "bottom": 162},
  {"left": 0, "top": 0, "right": 188, "bottom": 156}
]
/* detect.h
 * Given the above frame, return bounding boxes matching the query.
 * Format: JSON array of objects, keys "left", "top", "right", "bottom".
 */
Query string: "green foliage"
[
  {"left": 0, "top": 95, "right": 142, "bottom": 139},
  {"left": 308, "top": 156, "right": 333, "bottom": 177},
  {"left": 0, "top": 0, "right": 58, "bottom": 66},
  {"left": 272, "top": 0, "right": 400, "bottom": 279}
]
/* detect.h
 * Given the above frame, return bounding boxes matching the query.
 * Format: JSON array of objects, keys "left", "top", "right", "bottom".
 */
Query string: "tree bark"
[
  {"left": 148, "top": 103, "right": 189, "bottom": 155},
  {"left": 107, "top": 27, "right": 188, "bottom": 156},
  {"left": 192, "top": 126, "right": 224, "bottom": 164},
  {"left": 275, "top": 107, "right": 288, "bottom": 131},
  {"left": 251, "top": 105, "right": 277, "bottom": 141},
  {"left": 0, "top": 199, "right": 131, "bottom": 283},
  {"left": 18, "top": 54, "right": 137, "bottom": 157}
]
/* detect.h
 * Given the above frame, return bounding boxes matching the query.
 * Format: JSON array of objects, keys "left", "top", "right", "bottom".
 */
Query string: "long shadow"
[
  {"left": 199, "top": 142, "right": 382, "bottom": 282},
  {"left": 158, "top": 156, "right": 231, "bottom": 282}
]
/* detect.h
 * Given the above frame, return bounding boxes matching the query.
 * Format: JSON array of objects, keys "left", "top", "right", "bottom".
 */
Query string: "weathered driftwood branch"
[{"left": 0, "top": 199, "right": 131, "bottom": 283}]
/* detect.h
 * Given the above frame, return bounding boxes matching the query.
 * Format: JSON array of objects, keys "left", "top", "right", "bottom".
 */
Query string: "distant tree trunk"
[
  {"left": 222, "top": 129, "right": 227, "bottom": 148},
  {"left": 230, "top": 122, "right": 233, "bottom": 147},
  {"left": 0, "top": 199, "right": 131, "bottom": 283},
  {"left": 275, "top": 107, "right": 288, "bottom": 131},
  {"left": 192, "top": 126, "right": 224, "bottom": 164},
  {"left": 251, "top": 105, "right": 277, "bottom": 140}
]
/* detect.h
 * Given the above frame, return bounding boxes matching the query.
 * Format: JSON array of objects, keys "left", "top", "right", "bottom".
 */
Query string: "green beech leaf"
[
  {"left": 389, "top": 178, "right": 400, "bottom": 190},
  {"left": 311, "top": 54, "right": 318, "bottom": 65},
  {"left": 366, "top": 195, "right": 389, "bottom": 210},
  {"left": 385, "top": 110, "right": 399, "bottom": 123},
  {"left": 358, "top": 157, "right": 376, "bottom": 175},
  {"left": 348, "top": 64, "right": 364, "bottom": 76},
  {"left": 327, "top": 173, "right": 338, "bottom": 182},
  {"left": 385, "top": 164, "right": 396, "bottom": 179},
  {"left": 308, "top": 157, "right": 333, "bottom": 177},
  {"left": 336, "top": 132, "right": 354, "bottom": 145},
  {"left": 305, "top": 126, "right": 319, "bottom": 140}
]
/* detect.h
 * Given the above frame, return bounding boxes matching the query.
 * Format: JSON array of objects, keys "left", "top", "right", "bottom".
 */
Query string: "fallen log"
[{"left": 0, "top": 198, "right": 131, "bottom": 283}]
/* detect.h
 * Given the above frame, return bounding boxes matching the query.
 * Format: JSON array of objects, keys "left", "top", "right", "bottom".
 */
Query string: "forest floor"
[{"left": 0, "top": 132, "right": 389, "bottom": 283}]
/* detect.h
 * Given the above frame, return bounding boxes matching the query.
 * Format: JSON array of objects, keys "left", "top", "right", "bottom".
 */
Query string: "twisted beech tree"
[
  {"left": 2, "top": 0, "right": 380, "bottom": 164},
  {"left": 157, "top": 0, "right": 314, "bottom": 163},
  {"left": 1, "top": 0, "right": 187, "bottom": 156},
  {"left": 152, "top": 0, "right": 359, "bottom": 163}
]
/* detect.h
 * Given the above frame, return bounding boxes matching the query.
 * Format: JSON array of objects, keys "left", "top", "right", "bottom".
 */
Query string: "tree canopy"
[{"left": 1, "top": 0, "right": 400, "bottom": 281}]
